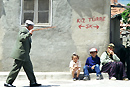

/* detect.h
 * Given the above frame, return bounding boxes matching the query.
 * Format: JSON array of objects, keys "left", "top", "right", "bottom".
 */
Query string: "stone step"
[{"left": 0, "top": 72, "right": 109, "bottom": 81}]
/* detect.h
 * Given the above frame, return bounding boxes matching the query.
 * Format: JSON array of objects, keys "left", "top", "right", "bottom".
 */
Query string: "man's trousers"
[
  {"left": 101, "top": 62, "right": 127, "bottom": 79},
  {"left": 6, "top": 59, "right": 36, "bottom": 84}
]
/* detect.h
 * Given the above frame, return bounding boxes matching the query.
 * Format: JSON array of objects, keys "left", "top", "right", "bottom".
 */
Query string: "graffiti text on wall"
[{"left": 77, "top": 16, "right": 105, "bottom": 29}]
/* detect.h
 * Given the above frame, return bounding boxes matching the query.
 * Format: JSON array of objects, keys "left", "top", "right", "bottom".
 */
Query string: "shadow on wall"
[
  {"left": 0, "top": 0, "right": 6, "bottom": 18},
  {"left": 67, "top": 0, "right": 107, "bottom": 17}
]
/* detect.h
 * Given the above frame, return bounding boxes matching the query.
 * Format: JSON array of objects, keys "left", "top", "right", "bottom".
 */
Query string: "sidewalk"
[
  {"left": 1, "top": 79, "right": 130, "bottom": 87},
  {"left": 0, "top": 72, "right": 109, "bottom": 80},
  {"left": 1, "top": 72, "right": 130, "bottom": 87}
]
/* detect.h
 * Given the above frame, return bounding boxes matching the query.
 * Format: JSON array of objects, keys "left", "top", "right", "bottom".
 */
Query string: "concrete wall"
[{"left": 0, "top": 0, "right": 110, "bottom": 72}]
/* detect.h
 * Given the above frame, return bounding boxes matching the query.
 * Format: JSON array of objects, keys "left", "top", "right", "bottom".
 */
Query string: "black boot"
[
  {"left": 30, "top": 83, "right": 41, "bottom": 87},
  {"left": 4, "top": 83, "right": 16, "bottom": 87}
]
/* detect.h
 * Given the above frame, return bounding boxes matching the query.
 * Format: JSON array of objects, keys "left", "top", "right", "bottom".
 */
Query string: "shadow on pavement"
[{"left": 23, "top": 85, "right": 60, "bottom": 87}]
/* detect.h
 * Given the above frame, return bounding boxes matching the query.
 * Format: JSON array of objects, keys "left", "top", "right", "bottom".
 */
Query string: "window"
[{"left": 21, "top": 0, "right": 52, "bottom": 26}]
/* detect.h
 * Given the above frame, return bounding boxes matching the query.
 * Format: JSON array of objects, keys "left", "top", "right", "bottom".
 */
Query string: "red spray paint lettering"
[
  {"left": 77, "top": 16, "right": 105, "bottom": 29},
  {"left": 77, "top": 18, "right": 85, "bottom": 23},
  {"left": 78, "top": 24, "right": 99, "bottom": 29},
  {"left": 88, "top": 16, "right": 105, "bottom": 22}
]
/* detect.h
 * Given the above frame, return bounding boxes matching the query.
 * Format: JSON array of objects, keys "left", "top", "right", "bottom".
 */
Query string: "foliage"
[{"left": 121, "top": 3, "right": 130, "bottom": 30}]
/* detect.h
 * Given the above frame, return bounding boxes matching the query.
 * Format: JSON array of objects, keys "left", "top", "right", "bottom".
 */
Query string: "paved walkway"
[
  {"left": 1, "top": 72, "right": 130, "bottom": 87},
  {"left": 1, "top": 79, "right": 130, "bottom": 87}
]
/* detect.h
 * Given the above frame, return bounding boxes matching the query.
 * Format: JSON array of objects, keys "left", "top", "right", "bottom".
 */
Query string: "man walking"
[{"left": 4, "top": 20, "right": 41, "bottom": 87}]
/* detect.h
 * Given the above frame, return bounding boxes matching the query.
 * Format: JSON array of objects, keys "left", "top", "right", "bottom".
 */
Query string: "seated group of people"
[{"left": 69, "top": 43, "right": 129, "bottom": 81}]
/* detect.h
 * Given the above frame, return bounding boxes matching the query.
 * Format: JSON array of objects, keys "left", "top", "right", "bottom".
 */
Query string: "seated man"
[
  {"left": 83, "top": 48, "right": 103, "bottom": 80},
  {"left": 100, "top": 43, "right": 128, "bottom": 80}
]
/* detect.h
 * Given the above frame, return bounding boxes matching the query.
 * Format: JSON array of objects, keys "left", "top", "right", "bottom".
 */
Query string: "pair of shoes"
[
  {"left": 110, "top": 77, "right": 116, "bottom": 80},
  {"left": 73, "top": 78, "right": 76, "bottom": 81},
  {"left": 83, "top": 75, "right": 90, "bottom": 81},
  {"left": 4, "top": 83, "right": 16, "bottom": 87},
  {"left": 76, "top": 77, "right": 80, "bottom": 81},
  {"left": 30, "top": 83, "right": 41, "bottom": 87},
  {"left": 123, "top": 78, "right": 129, "bottom": 81},
  {"left": 96, "top": 74, "right": 103, "bottom": 80}
]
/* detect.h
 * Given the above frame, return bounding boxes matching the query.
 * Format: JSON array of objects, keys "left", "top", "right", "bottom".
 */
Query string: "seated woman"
[
  {"left": 83, "top": 48, "right": 103, "bottom": 80},
  {"left": 69, "top": 53, "right": 81, "bottom": 81},
  {"left": 100, "top": 43, "right": 128, "bottom": 80}
]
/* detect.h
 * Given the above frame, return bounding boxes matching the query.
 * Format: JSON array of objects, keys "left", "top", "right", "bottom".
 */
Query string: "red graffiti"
[
  {"left": 77, "top": 19, "right": 80, "bottom": 23},
  {"left": 77, "top": 16, "right": 105, "bottom": 29},
  {"left": 88, "top": 16, "right": 105, "bottom": 22},
  {"left": 78, "top": 24, "right": 99, "bottom": 29},
  {"left": 78, "top": 24, "right": 85, "bottom": 29},
  {"left": 93, "top": 25, "right": 99, "bottom": 29},
  {"left": 77, "top": 18, "right": 85, "bottom": 23},
  {"left": 86, "top": 24, "right": 92, "bottom": 29}
]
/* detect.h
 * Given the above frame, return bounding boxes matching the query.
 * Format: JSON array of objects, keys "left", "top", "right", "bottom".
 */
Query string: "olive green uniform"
[{"left": 6, "top": 28, "right": 36, "bottom": 84}]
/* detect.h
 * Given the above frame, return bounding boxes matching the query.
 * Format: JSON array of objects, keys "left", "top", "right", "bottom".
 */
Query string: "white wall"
[{"left": 0, "top": 0, "right": 110, "bottom": 72}]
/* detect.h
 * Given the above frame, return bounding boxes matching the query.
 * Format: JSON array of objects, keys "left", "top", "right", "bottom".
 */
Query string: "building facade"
[{"left": 0, "top": 0, "right": 110, "bottom": 72}]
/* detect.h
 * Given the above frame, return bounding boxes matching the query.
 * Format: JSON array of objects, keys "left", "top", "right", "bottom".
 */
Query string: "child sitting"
[
  {"left": 83, "top": 48, "right": 103, "bottom": 80},
  {"left": 69, "top": 53, "right": 81, "bottom": 81}
]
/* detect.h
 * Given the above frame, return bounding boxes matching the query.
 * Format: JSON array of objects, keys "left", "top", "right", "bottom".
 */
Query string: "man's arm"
[
  {"left": 108, "top": 48, "right": 120, "bottom": 62},
  {"left": 113, "top": 54, "right": 120, "bottom": 62},
  {"left": 19, "top": 29, "right": 33, "bottom": 42}
]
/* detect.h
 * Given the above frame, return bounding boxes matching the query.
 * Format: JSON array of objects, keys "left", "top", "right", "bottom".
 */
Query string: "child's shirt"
[
  {"left": 69, "top": 60, "right": 81, "bottom": 68},
  {"left": 85, "top": 55, "right": 100, "bottom": 68}
]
